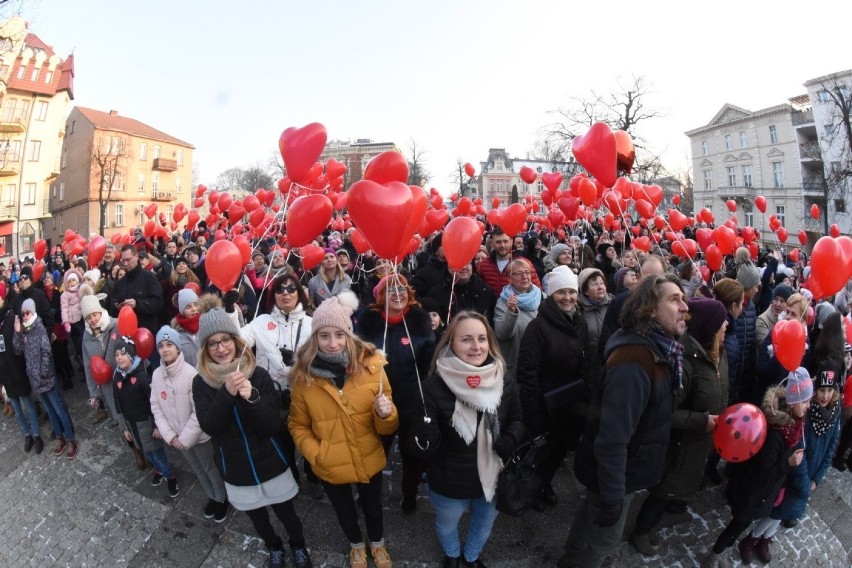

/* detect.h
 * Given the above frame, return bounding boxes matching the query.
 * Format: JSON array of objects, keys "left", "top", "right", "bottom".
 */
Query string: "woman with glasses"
[
  {"left": 354, "top": 274, "right": 435, "bottom": 514},
  {"left": 308, "top": 248, "right": 352, "bottom": 307},
  {"left": 493, "top": 258, "right": 542, "bottom": 381},
  {"left": 192, "top": 296, "right": 312, "bottom": 568}
]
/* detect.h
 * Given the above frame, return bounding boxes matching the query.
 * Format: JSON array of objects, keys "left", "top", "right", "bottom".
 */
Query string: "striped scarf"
[{"left": 648, "top": 323, "right": 684, "bottom": 391}]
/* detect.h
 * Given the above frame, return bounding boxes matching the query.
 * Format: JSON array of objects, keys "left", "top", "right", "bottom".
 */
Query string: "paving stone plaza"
[{"left": 0, "top": 383, "right": 849, "bottom": 567}]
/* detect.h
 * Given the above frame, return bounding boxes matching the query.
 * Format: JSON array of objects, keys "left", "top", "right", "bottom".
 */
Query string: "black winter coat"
[
  {"left": 112, "top": 264, "right": 164, "bottom": 333},
  {"left": 0, "top": 305, "right": 31, "bottom": 398},
  {"left": 193, "top": 366, "right": 290, "bottom": 487},
  {"left": 354, "top": 307, "right": 435, "bottom": 417},
  {"left": 113, "top": 360, "right": 154, "bottom": 423},
  {"left": 574, "top": 329, "right": 675, "bottom": 503},
  {"left": 410, "top": 257, "right": 449, "bottom": 299},
  {"left": 416, "top": 371, "right": 524, "bottom": 500},
  {"left": 726, "top": 427, "right": 792, "bottom": 521},
  {"left": 516, "top": 297, "right": 588, "bottom": 435},
  {"left": 426, "top": 273, "right": 496, "bottom": 322}
]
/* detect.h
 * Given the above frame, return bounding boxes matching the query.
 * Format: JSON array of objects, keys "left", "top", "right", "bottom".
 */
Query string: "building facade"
[
  {"left": 320, "top": 139, "right": 400, "bottom": 188},
  {"left": 48, "top": 107, "right": 194, "bottom": 244},
  {"left": 478, "top": 148, "right": 580, "bottom": 209},
  {"left": 0, "top": 17, "right": 73, "bottom": 259}
]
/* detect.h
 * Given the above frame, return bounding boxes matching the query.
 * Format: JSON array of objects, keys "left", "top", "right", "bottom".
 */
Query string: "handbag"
[
  {"left": 543, "top": 380, "right": 586, "bottom": 418},
  {"left": 496, "top": 434, "right": 548, "bottom": 517}
]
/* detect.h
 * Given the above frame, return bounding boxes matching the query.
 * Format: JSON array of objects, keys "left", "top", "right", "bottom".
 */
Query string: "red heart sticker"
[
  {"left": 466, "top": 375, "right": 481, "bottom": 388},
  {"left": 130, "top": 377, "right": 137, "bottom": 385},
  {"left": 160, "top": 391, "right": 167, "bottom": 400},
  {"left": 116, "top": 381, "right": 123, "bottom": 390},
  {"left": 267, "top": 322, "right": 276, "bottom": 331},
  {"left": 401, "top": 337, "right": 410, "bottom": 346}
]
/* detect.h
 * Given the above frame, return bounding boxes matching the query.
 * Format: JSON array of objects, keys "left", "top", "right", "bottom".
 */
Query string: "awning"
[{"left": 0, "top": 222, "right": 12, "bottom": 237}]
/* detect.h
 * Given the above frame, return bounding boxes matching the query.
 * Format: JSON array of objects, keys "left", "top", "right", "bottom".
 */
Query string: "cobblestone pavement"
[{"left": 0, "top": 381, "right": 849, "bottom": 567}]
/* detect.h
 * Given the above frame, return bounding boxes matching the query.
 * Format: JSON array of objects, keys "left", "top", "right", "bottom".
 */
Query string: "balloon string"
[{"left": 446, "top": 272, "right": 457, "bottom": 328}]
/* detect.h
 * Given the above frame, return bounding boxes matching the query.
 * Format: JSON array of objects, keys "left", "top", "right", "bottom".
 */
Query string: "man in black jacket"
[
  {"left": 559, "top": 273, "right": 687, "bottom": 568},
  {"left": 426, "top": 263, "right": 496, "bottom": 323},
  {"left": 113, "top": 245, "right": 164, "bottom": 366}
]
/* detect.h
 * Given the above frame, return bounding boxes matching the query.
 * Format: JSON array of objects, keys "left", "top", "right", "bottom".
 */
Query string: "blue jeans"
[
  {"left": 8, "top": 396, "right": 40, "bottom": 437},
  {"left": 39, "top": 385, "right": 75, "bottom": 441},
  {"left": 146, "top": 447, "right": 174, "bottom": 479},
  {"left": 428, "top": 486, "right": 499, "bottom": 562}
]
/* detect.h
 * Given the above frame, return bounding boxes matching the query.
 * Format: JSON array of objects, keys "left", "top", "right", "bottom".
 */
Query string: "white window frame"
[
  {"left": 176, "top": 150, "right": 184, "bottom": 166},
  {"left": 175, "top": 176, "right": 182, "bottom": 193},
  {"left": 59, "top": 181, "right": 64, "bottom": 201},
  {"left": 769, "top": 125, "right": 778, "bottom": 144},
  {"left": 727, "top": 167, "right": 736, "bottom": 186},
  {"left": 724, "top": 134, "right": 732, "bottom": 150},
  {"left": 137, "top": 173, "right": 145, "bottom": 193},
  {"left": 34, "top": 100, "right": 48, "bottom": 121},
  {"left": 776, "top": 206, "right": 785, "bottom": 226},
  {"left": 25, "top": 182, "right": 35, "bottom": 204},
  {"left": 772, "top": 162, "right": 784, "bottom": 188},
  {"left": 115, "top": 203, "right": 124, "bottom": 226},
  {"left": 28, "top": 140, "right": 41, "bottom": 161},
  {"left": 742, "top": 165, "right": 753, "bottom": 188},
  {"left": 153, "top": 145, "right": 161, "bottom": 160},
  {"left": 702, "top": 141, "right": 708, "bottom": 156},
  {"left": 140, "top": 143, "right": 147, "bottom": 161},
  {"left": 739, "top": 131, "right": 748, "bottom": 148},
  {"left": 703, "top": 170, "right": 712, "bottom": 190}
]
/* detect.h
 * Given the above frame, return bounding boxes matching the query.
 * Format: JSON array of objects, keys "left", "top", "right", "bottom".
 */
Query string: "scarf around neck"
[
  {"left": 499, "top": 285, "right": 542, "bottom": 312},
  {"left": 176, "top": 313, "right": 200, "bottom": 334},
  {"left": 808, "top": 400, "right": 838, "bottom": 436},
  {"left": 774, "top": 415, "right": 805, "bottom": 449},
  {"left": 435, "top": 347, "right": 504, "bottom": 501},
  {"left": 199, "top": 353, "right": 256, "bottom": 390},
  {"left": 310, "top": 349, "right": 351, "bottom": 390},
  {"left": 648, "top": 322, "right": 684, "bottom": 391}
]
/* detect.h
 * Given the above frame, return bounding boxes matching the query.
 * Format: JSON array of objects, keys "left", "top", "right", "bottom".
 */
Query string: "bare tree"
[
  {"left": 214, "top": 163, "right": 274, "bottom": 196},
  {"left": 814, "top": 76, "right": 852, "bottom": 233},
  {"left": 541, "top": 75, "right": 669, "bottom": 183},
  {"left": 91, "top": 134, "right": 129, "bottom": 236},
  {"left": 406, "top": 138, "right": 430, "bottom": 186}
]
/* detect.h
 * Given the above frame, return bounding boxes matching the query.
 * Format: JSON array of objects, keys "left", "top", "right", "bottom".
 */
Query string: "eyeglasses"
[
  {"left": 206, "top": 336, "right": 234, "bottom": 351},
  {"left": 387, "top": 286, "right": 408, "bottom": 297},
  {"left": 275, "top": 284, "right": 299, "bottom": 295}
]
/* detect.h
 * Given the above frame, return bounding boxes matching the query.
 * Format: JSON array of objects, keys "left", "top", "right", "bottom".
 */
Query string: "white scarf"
[{"left": 435, "top": 347, "right": 504, "bottom": 501}]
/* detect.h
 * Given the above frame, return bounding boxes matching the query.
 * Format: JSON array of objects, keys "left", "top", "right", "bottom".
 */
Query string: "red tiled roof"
[
  {"left": 57, "top": 54, "right": 74, "bottom": 97},
  {"left": 76, "top": 106, "right": 194, "bottom": 148},
  {"left": 24, "top": 33, "right": 55, "bottom": 57},
  {"left": 5, "top": 33, "right": 73, "bottom": 99}
]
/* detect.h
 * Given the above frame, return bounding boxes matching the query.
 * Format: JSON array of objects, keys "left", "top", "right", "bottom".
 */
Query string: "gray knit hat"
[
  {"left": 177, "top": 288, "right": 199, "bottom": 314},
  {"left": 197, "top": 294, "right": 240, "bottom": 348},
  {"left": 156, "top": 325, "right": 181, "bottom": 349},
  {"left": 736, "top": 263, "right": 760, "bottom": 289},
  {"left": 550, "top": 243, "right": 570, "bottom": 264}
]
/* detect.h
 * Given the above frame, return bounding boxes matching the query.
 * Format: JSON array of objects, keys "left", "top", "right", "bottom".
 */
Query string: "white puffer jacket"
[
  {"left": 150, "top": 351, "right": 209, "bottom": 448},
  {"left": 237, "top": 304, "right": 312, "bottom": 390}
]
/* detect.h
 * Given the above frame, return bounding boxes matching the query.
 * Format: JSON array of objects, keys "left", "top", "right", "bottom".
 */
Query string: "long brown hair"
[
  {"left": 428, "top": 311, "right": 505, "bottom": 375},
  {"left": 713, "top": 278, "right": 744, "bottom": 312},
  {"left": 291, "top": 331, "right": 378, "bottom": 386}
]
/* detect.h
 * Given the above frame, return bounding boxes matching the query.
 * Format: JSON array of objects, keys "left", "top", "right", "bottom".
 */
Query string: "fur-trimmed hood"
[{"left": 761, "top": 386, "right": 795, "bottom": 427}]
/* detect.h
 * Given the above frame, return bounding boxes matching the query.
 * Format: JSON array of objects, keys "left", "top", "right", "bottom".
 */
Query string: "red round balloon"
[
  {"left": 206, "top": 240, "right": 243, "bottom": 291},
  {"left": 713, "top": 403, "right": 767, "bottom": 463},
  {"left": 117, "top": 305, "right": 138, "bottom": 337},
  {"left": 810, "top": 236, "right": 848, "bottom": 298},
  {"left": 443, "top": 217, "right": 483, "bottom": 271},
  {"left": 90, "top": 355, "right": 113, "bottom": 386},
  {"left": 755, "top": 195, "right": 767, "bottom": 214},
  {"left": 134, "top": 328, "right": 155, "bottom": 359}
]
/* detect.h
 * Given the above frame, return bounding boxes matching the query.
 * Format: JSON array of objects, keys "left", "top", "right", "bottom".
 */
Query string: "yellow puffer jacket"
[{"left": 289, "top": 353, "right": 399, "bottom": 484}]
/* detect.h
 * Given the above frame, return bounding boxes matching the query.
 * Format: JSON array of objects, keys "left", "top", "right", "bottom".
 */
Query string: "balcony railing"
[
  {"left": 0, "top": 199, "right": 16, "bottom": 220},
  {"left": 802, "top": 180, "right": 824, "bottom": 195},
  {"left": 152, "top": 191, "right": 173, "bottom": 201},
  {"left": 718, "top": 186, "right": 757, "bottom": 199},
  {"left": 792, "top": 109, "right": 814, "bottom": 126},
  {"left": 152, "top": 157, "right": 177, "bottom": 172},
  {"left": 0, "top": 152, "right": 20, "bottom": 176},
  {"left": 799, "top": 142, "right": 822, "bottom": 161},
  {"left": 0, "top": 107, "right": 27, "bottom": 132},
  {"left": 802, "top": 217, "right": 823, "bottom": 231}
]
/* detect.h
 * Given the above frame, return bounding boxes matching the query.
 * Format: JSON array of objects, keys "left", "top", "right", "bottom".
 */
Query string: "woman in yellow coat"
[{"left": 289, "top": 291, "right": 398, "bottom": 568}]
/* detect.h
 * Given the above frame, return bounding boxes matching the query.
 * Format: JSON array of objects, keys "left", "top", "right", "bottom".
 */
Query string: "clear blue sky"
[{"left": 20, "top": 0, "right": 852, "bottom": 191}]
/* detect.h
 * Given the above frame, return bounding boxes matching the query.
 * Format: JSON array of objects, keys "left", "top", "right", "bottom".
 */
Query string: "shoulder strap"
[{"left": 605, "top": 344, "right": 658, "bottom": 381}]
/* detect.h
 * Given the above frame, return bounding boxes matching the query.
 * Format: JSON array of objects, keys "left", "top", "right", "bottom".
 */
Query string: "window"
[
  {"left": 166, "top": 204, "right": 174, "bottom": 220},
  {"left": 176, "top": 150, "right": 184, "bottom": 166},
  {"left": 69, "top": 120, "right": 75, "bottom": 134},
  {"left": 740, "top": 132, "right": 748, "bottom": 148},
  {"left": 51, "top": 182, "right": 55, "bottom": 198},
  {"left": 34, "top": 101, "right": 48, "bottom": 121},
  {"left": 153, "top": 145, "right": 161, "bottom": 160},
  {"left": 724, "top": 134, "right": 732, "bottom": 150},
  {"left": 175, "top": 176, "right": 182, "bottom": 193},
  {"left": 103, "top": 205, "right": 109, "bottom": 228},
  {"left": 836, "top": 199, "right": 847, "bottom": 213},
  {"left": 152, "top": 172, "right": 160, "bottom": 193},
  {"left": 115, "top": 203, "right": 124, "bottom": 226},
  {"left": 742, "top": 165, "right": 753, "bottom": 187},
  {"left": 139, "top": 143, "right": 147, "bottom": 161},
  {"left": 727, "top": 167, "right": 736, "bottom": 186},
  {"left": 61, "top": 148, "right": 67, "bottom": 168},
  {"left": 703, "top": 170, "right": 712, "bottom": 190},
  {"left": 25, "top": 182, "right": 35, "bottom": 205},
  {"left": 772, "top": 162, "right": 784, "bottom": 188},
  {"left": 114, "top": 172, "right": 124, "bottom": 192},
  {"left": 817, "top": 90, "right": 831, "bottom": 103},
  {"left": 137, "top": 173, "right": 145, "bottom": 193},
  {"left": 44, "top": 70, "right": 53, "bottom": 84},
  {"left": 59, "top": 182, "right": 64, "bottom": 201},
  {"left": 776, "top": 206, "right": 785, "bottom": 227},
  {"left": 6, "top": 184, "right": 16, "bottom": 204},
  {"left": 29, "top": 67, "right": 39, "bottom": 81},
  {"left": 27, "top": 140, "right": 41, "bottom": 161},
  {"left": 536, "top": 181, "right": 543, "bottom": 193},
  {"left": 744, "top": 211, "right": 754, "bottom": 227},
  {"left": 702, "top": 141, "right": 708, "bottom": 156},
  {"left": 138, "top": 203, "right": 146, "bottom": 225},
  {"left": 16, "top": 65, "right": 25, "bottom": 79},
  {"left": 769, "top": 125, "right": 778, "bottom": 144}
]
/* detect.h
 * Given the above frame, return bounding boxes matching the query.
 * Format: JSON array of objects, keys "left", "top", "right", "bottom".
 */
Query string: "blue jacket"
[
  {"left": 731, "top": 300, "right": 757, "bottom": 403},
  {"left": 722, "top": 313, "right": 740, "bottom": 406},
  {"left": 772, "top": 399, "right": 842, "bottom": 520}
]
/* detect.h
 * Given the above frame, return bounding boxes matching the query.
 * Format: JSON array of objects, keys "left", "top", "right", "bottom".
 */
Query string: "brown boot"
[
  {"left": 755, "top": 537, "right": 772, "bottom": 564},
  {"left": 131, "top": 447, "right": 147, "bottom": 470},
  {"left": 91, "top": 408, "right": 107, "bottom": 425},
  {"left": 738, "top": 534, "right": 757, "bottom": 564}
]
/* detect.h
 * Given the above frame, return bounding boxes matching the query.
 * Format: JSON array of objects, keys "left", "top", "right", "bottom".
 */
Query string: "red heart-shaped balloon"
[
  {"left": 286, "top": 195, "right": 333, "bottom": 248},
  {"left": 347, "top": 180, "right": 415, "bottom": 259},
  {"left": 614, "top": 130, "right": 635, "bottom": 174},
  {"left": 519, "top": 166, "right": 537, "bottom": 185},
  {"left": 541, "top": 172, "right": 563, "bottom": 193},
  {"left": 228, "top": 203, "right": 246, "bottom": 224},
  {"left": 695, "top": 228, "right": 713, "bottom": 252},
  {"left": 279, "top": 123, "right": 328, "bottom": 185},
  {"left": 363, "top": 151, "right": 409, "bottom": 184},
  {"left": 632, "top": 236, "right": 651, "bottom": 252},
  {"left": 325, "top": 158, "right": 347, "bottom": 180},
  {"left": 668, "top": 209, "right": 689, "bottom": 232},
  {"left": 496, "top": 203, "right": 528, "bottom": 238},
  {"left": 572, "top": 122, "right": 617, "bottom": 188},
  {"left": 300, "top": 244, "right": 325, "bottom": 271}
]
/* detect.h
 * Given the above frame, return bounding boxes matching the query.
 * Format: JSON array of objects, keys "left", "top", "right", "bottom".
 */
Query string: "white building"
[{"left": 478, "top": 148, "right": 580, "bottom": 209}]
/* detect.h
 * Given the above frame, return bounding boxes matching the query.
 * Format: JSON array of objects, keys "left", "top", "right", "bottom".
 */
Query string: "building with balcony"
[
  {"left": 478, "top": 148, "right": 580, "bottom": 209},
  {"left": 47, "top": 106, "right": 194, "bottom": 243},
  {"left": 686, "top": 102, "right": 807, "bottom": 244},
  {"left": 319, "top": 139, "right": 400, "bottom": 188},
  {"left": 0, "top": 17, "right": 74, "bottom": 259}
]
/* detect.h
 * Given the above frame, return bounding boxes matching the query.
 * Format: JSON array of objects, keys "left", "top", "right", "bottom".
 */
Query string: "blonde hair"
[
  {"left": 170, "top": 265, "right": 200, "bottom": 286},
  {"left": 291, "top": 332, "right": 377, "bottom": 386},
  {"left": 429, "top": 311, "right": 505, "bottom": 375},
  {"left": 786, "top": 293, "right": 808, "bottom": 321},
  {"left": 197, "top": 333, "right": 255, "bottom": 379}
]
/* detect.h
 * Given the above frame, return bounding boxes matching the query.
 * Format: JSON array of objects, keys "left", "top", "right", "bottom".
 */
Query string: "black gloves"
[
  {"left": 493, "top": 433, "right": 516, "bottom": 463},
  {"left": 407, "top": 416, "right": 441, "bottom": 457},
  {"left": 280, "top": 388, "right": 292, "bottom": 410},
  {"left": 595, "top": 499, "right": 624, "bottom": 528},
  {"left": 223, "top": 290, "right": 240, "bottom": 313}
]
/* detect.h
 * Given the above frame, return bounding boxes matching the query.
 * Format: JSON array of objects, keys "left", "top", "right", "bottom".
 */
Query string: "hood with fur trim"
[{"left": 761, "top": 386, "right": 796, "bottom": 428}]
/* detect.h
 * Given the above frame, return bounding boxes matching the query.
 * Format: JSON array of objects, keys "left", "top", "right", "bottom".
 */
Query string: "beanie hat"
[
  {"left": 614, "top": 267, "right": 632, "bottom": 291},
  {"left": 336, "top": 249, "right": 350, "bottom": 260},
  {"left": 578, "top": 268, "right": 604, "bottom": 294},
  {"left": 772, "top": 284, "right": 793, "bottom": 302},
  {"left": 597, "top": 242, "right": 613, "bottom": 256},
  {"left": 550, "top": 243, "right": 570, "bottom": 264},
  {"left": 63, "top": 269, "right": 80, "bottom": 286},
  {"left": 429, "top": 233, "right": 443, "bottom": 255},
  {"left": 814, "top": 358, "right": 841, "bottom": 391},
  {"left": 420, "top": 297, "right": 440, "bottom": 315},
  {"left": 84, "top": 269, "right": 101, "bottom": 284},
  {"left": 80, "top": 294, "right": 104, "bottom": 319},
  {"left": 178, "top": 288, "right": 199, "bottom": 314},
  {"left": 114, "top": 336, "right": 137, "bottom": 359},
  {"left": 736, "top": 263, "right": 760, "bottom": 289},
  {"left": 312, "top": 291, "right": 359, "bottom": 336},
  {"left": 174, "top": 256, "right": 189, "bottom": 267},
  {"left": 814, "top": 302, "right": 837, "bottom": 329},
  {"left": 156, "top": 325, "right": 181, "bottom": 349},
  {"left": 546, "top": 266, "right": 579, "bottom": 295},
  {"left": 19, "top": 266, "right": 33, "bottom": 280},
  {"left": 784, "top": 367, "right": 814, "bottom": 405},
  {"left": 21, "top": 298, "right": 36, "bottom": 315},
  {"left": 323, "top": 247, "right": 336, "bottom": 256},
  {"left": 197, "top": 294, "right": 240, "bottom": 349},
  {"left": 686, "top": 298, "right": 728, "bottom": 345},
  {"left": 373, "top": 274, "right": 408, "bottom": 301}
]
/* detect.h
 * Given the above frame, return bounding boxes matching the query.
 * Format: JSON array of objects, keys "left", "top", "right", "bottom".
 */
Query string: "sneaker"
[
  {"left": 214, "top": 500, "right": 229, "bottom": 523},
  {"left": 268, "top": 547, "right": 286, "bottom": 568},
  {"left": 755, "top": 536, "right": 772, "bottom": 564},
  {"left": 151, "top": 472, "right": 164, "bottom": 486},
  {"left": 401, "top": 495, "right": 417, "bottom": 515},
  {"left": 53, "top": 438, "right": 68, "bottom": 456},
  {"left": 782, "top": 519, "right": 798, "bottom": 529},
  {"left": 307, "top": 481, "right": 324, "bottom": 501},
  {"left": 348, "top": 546, "right": 367, "bottom": 568},
  {"left": 292, "top": 546, "right": 312, "bottom": 568},
  {"left": 370, "top": 543, "right": 392, "bottom": 568},
  {"left": 203, "top": 499, "right": 216, "bottom": 519},
  {"left": 66, "top": 440, "right": 79, "bottom": 460},
  {"left": 167, "top": 477, "right": 179, "bottom": 498},
  {"left": 629, "top": 531, "right": 655, "bottom": 556},
  {"left": 34, "top": 437, "right": 44, "bottom": 454},
  {"left": 91, "top": 408, "right": 107, "bottom": 425},
  {"left": 24, "top": 435, "right": 34, "bottom": 453}
]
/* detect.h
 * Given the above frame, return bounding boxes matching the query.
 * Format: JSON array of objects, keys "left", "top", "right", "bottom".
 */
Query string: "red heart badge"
[
  {"left": 160, "top": 391, "right": 167, "bottom": 400},
  {"left": 267, "top": 322, "right": 276, "bottom": 331},
  {"left": 401, "top": 337, "right": 410, "bottom": 346},
  {"left": 116, "top": 382, "right": 123, "bottom": 390},
  {"left": 466, "top": 375, "right": 481, "bottom": 388},
  {"left": 130, "top": 377, "right": 137, "bottom": 385}
]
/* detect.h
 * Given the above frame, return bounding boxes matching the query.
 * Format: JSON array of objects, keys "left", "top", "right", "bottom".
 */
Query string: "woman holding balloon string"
[
  {"left": 629, "top": 298, "right": 729, "bottom": 556},
  {"left": 755, "top": 293, "right": 812, "bottom": 405},
  {"left": 308, "top": 249, "right": 352, "bottom": 307}
]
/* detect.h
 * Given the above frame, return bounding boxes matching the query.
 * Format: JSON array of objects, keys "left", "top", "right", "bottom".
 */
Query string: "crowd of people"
[{"left": 0, "top": 219, "right": 850, "bottom": 568}]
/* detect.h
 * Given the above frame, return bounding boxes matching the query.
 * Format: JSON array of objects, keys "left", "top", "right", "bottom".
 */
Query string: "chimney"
[{"left": 109, "top": 110, "right": 118, "bottom": 116}]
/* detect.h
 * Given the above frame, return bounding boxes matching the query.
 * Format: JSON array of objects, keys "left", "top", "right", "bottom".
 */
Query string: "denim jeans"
[
  {"left": 146, "top": 447, "right": 174, "bottom": 478},
  {"left": 428, "top": 486, "right": 500, "bottom": 562},
  {"left": 39, "top": 385, "right": 75, "bottom": 441},
  {"left": 8, "top": 396, "right": 40, "bottom": 437}
]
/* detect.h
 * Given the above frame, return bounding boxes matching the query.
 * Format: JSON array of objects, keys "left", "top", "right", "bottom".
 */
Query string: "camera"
[{"left": 279, "top": 347, "right": 295, "bottom": 366}]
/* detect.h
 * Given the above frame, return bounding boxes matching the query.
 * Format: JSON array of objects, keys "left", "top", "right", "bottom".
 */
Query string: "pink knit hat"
[{"left": 312, "top": 291, "right": 359, "bottom": 336}]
